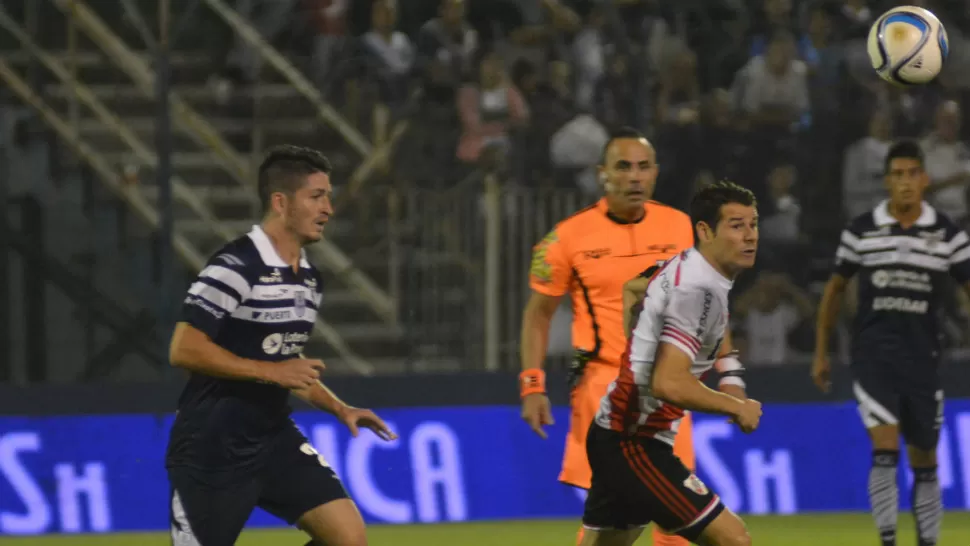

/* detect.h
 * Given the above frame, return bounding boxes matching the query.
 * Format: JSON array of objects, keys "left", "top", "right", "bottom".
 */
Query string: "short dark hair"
[
  {"left": 257, "top": 145, "right": 332, "bottom": 214},
  {"left": 689, "top": 180, "right": 757, "bottom": 235},
  {"left": 884, "top": 139, "right": 924, "bottom": 173},
  {"left": 599, "top": 126, "right": 647, "bottom": 166}
]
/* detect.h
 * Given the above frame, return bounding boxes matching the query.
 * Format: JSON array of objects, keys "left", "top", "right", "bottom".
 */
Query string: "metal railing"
[
  {"left": 50, "top": 0, "right": 396, "bottom": 327},
  {"left": 386, "top": 178, "right": 596, "bottom": 371}
]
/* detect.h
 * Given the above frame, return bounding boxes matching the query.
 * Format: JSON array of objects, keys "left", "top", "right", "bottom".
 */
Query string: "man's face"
[
  {"left": 599, "top": 138, "right": 658, "bottom": 208},
  {"left": 885, "top": 158, "right": 928, "bottom": 208},
  {"left": 707, "top": 203, "right": 759, "bottom": 270},
  {"left": 281, "top": 172, "right": 333, "bottom": 244}
]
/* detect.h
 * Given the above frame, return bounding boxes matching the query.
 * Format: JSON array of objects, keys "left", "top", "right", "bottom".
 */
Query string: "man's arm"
[
  {"left": 623, "top": 276, "right": 650, "bottom": 337},
  {"left": 814, "top": 274, "right": 848, "bottom": 356},
  {"left": 715, "top": 329, "right": 747, "bottom": 400},
  {"left": 651, "top": 342, "right": 746, "bottom": 418},
  {"left": 292, "top": 379, "right": 349, "bottom": 417},
  {"left": 520, "top": 291, "right": 563, "bottom": 372},
  {"left": 169, "top": 322, "right": 271, "bottom": 383}
]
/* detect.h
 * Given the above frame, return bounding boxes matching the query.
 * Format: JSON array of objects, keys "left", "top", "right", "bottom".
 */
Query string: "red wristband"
[{"left": 519, "top": 369, "right": 546, "bottom": 398}]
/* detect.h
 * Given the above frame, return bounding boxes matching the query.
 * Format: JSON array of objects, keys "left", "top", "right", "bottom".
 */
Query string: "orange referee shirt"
[{"left": 530, "top": 198, "right": 695, "bottom": 368}]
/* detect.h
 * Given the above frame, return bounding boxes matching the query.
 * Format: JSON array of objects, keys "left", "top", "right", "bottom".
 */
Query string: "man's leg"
[
  {"left": 695, "top": 508, "right": 751, "bottom": 546},
  {"left": 562, "top": 365, "right": 617, "bottom": 545},
  {"left": 653, "top": 412, "right": 694, "bottom": 546},
  {"left": 168, "top": 467, "right": 261, "bottom": 546},
  {"left": 258, "top": 427, "right": 359, "bottom": 545},
  {"left": 853, "top": 379, "right": 902, "bottom": 546},
  {"left": 900, "top": 389, "right": 945, "bottom": 546}
]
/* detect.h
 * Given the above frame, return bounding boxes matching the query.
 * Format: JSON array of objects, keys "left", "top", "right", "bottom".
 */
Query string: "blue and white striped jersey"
[
  {"left": 834, "top": 200, "right": 970, "bottom": 374},
  {"left": 166, "top": 225, "right": 324, "bottom": 473}
]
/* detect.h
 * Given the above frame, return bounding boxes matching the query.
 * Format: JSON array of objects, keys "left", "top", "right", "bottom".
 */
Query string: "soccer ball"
[{"left": 867, "top": 6, "right": 948, "bottom": 86}]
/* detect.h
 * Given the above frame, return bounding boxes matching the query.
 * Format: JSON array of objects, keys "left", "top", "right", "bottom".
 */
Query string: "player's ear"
[
  {"left": 696, "top": 221, "right": 714, "bottom": 244},
  {"left": 270, "top": 191, "right": 288, "bottom": 215}
]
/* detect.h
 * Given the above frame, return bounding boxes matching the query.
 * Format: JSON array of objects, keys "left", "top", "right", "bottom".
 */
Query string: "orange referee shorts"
[{"left": 563, "top": 362, "right": 694, "bottom": 546}]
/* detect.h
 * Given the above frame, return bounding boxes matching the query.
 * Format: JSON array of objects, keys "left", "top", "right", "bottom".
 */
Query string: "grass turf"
[{"left": 3, "top": 512, "right": 969, "bottom": 545}]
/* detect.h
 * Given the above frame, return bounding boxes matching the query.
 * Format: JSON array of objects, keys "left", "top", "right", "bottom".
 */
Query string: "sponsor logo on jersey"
[
  {"left": 582, "top": 248, "right": 611, "bottom": 260},
  {"left": 872, "top": 296, "right": 929, "bottom": 314},
  {"left": 870, "top": 269, "right": 932, "bottom": 292},
  {"left": 259, "top": 269, "right": 283, "bottom": 284},
  {"left": 683, "top": 474, "right": 709, "bottom": 495},
  {"left": 252, "top": 309, "right": 292, "bottom": 321},
  {"left": 262, "top": 332, "right": 310, "bottom": 355},
  {"left": 862, "top": 226, "right": 891, "bottom": 237},
  {"left": 183, "top": 296, "right": 225, "bottom": 319},
  {"left": 697, "top": 290, "right": 713, "bottom": 336}
]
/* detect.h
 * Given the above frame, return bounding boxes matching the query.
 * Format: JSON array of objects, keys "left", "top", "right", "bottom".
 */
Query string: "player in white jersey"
[{"left": 580, "top": 182, "right": 763, "bottom": 546}]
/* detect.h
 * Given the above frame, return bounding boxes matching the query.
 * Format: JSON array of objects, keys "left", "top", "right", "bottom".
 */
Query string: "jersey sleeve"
[
  {"left": 659, "top": 285, "right": 723, "bottom": 360},
  {"left": 180, "top": 253, "right": 253, "bottom": 339},
  {"left": 947, "top": 228, "right": 970, "bottom": 283},
  {"left": 833, "top": 223, "right": 863, "bottom": 278},
  {"left": 528, "top": 228, "right": 572, "bottom": 296}
]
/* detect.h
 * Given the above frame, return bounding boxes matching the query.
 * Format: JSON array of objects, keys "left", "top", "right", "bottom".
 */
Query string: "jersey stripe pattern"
[
  {"left": 834, "top": 200, "right": 970, "bottom": 370},
  {"left": 594, "top": 249, "right": 733, "bottom": 444},
  {"left": 166, "top": 225, "right": 324, "bottom": 473}
]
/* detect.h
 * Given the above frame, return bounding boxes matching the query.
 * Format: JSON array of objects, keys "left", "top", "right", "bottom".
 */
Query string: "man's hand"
[
  {"left": 733, "top": 399, "right": 762, "bottom": 433},
  {"left": 265, "top": 358, "right": 326, "bottom": 389},
  {"left": 521, "top": 393, "right": 555, "bottom": 439},
  {"left": 811, "top": 353, "right": 832, "bottom": 393},
  {"left": 337, "top": 406, "right": 397, "bottom": 441}
]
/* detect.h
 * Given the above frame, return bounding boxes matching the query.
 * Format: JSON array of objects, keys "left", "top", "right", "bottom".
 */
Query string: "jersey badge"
[
  {"left": 683, "top": 474, "right": 709, "bottom": 496},
  {"left": 260, "top": 269, "right": 283, "bottom": 283},
  {"left": 530, "top": 231, "right": 558, "bottom": 283}
]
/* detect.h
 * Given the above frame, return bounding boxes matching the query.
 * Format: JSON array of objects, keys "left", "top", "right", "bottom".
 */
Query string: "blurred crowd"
[{"left": 215, "top": 0, "right": 970, "bottom": 365}]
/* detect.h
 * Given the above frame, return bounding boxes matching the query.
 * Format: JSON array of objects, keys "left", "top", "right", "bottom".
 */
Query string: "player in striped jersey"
[
  {"left": 813, "top": 141, "right": 970, "bottom": 546},
  {"left": 581, "top": 182, "right": 762, "bottom": 546},
  {"left": 166, "top": 145, "right": 394, "bottom": 546}
]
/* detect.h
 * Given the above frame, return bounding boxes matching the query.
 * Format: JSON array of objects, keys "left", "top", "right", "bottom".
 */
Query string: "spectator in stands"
[
  {"left": 761, "top": 162, "right": 802, "bottom": 244},
  {"left": 307, "top": 0, "right": 350, "bottom": 91},
  {"left": 362, "top": 0, "right": 415, "bottom": 107},
  {"left": 593, "top": 53, "right": 636, "bottom": 132},
  {"left": 731, "top": 30, "right": 810, "bottom": 133},
  {"left": 655, "top": 48, "right": 701, "bottom": 130},
  {"left": 416, "top": 0, "right": 478, "bottom": 103},
  {"left": 732, "top": 270, "right": 815, "bottom": 366},
  {"left": 748, "top": 0, "right": 812, "bottom": 60},
  {"left": 456, "top": 50, "right": 529, "bottom": 166},
  {"left": 923, "top": 100, "right": 970, "bottom": 222},
  {"left": 698, "top": 88, "right": 751, "bottom": 186},
  {"left": 571, "top": 4, "right": 607, "bottom": 111},
  {"left": 835, "top": 0, "right": 874, "bottom": 40},
  {"left": 843, "top": 109, "right": 893, "bottom": 219}
]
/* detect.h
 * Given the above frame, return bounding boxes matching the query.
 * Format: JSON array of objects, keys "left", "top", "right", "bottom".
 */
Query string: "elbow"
[{"left": 651, "top": 374, "right": 681, "bottom": 404}]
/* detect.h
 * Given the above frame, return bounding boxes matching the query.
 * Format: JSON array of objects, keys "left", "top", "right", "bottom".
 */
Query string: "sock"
[
  {"left": 576, "top": 525, "right": 585, "bottom": 546},
  {"left": 869, "top": 449, "right": 899, "bottom": 546},
  {"left": 912, "top": 466, "right": 942, "bottom": 546}
]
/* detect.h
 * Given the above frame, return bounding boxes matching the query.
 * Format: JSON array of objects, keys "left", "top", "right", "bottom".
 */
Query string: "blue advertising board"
[{"left": 3, "top": 400, "right": 970, "bottom": 534}]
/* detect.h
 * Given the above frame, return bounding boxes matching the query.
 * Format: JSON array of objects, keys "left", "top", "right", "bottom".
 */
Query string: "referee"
[
  {"left": 166, "top": 145, "right": 394, "bottom": 546},
  {"left": 813, "top": 140, "right": 970, "bottom": 546}
]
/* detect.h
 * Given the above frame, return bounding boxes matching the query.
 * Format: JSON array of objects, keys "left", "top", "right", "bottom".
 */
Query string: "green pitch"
[{"left": 3, "top": 513, "right": 970, "bottom": 545}]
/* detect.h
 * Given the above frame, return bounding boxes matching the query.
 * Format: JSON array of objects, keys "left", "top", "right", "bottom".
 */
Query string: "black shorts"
[
  {"left": 851, "top": 365, "right": 944, "bottom": 451},
  {"left": 168, "top": 425, "right": 348, "bottom": 546},
  {"left": 582, "top": 424, "right": 724, "bottom": 541}
]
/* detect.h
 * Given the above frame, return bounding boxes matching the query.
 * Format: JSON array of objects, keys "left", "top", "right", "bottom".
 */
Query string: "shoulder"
[
  {"left": 646, "top": 200, "right": 690, "bottom": 223},
  {"left": 844, "top": 209, "right": 878, "bottom": 235},
  {"left": 205, "top": 237, "right": 262, "bottom": 278},
  {"left": 541, "top": 203, "right": 601, "bottom": 243}
]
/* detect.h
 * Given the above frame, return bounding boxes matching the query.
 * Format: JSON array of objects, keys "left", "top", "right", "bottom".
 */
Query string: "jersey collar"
[
  {"left": 597, "top": 198, "right": 647, "bottom": 224},
  {"left": 248, "top": 225, "right": 311, "bottom": 269},
  {"left": 872, "top": 200, "right": 937, "bottom": 227},
  {"left": 691, "top": 248, "right": 734, "bottom": 290}
]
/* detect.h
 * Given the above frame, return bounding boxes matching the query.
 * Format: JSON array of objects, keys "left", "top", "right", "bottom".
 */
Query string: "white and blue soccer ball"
[{"left": 867, "top": 5, "right": 948, "bottom": 86}]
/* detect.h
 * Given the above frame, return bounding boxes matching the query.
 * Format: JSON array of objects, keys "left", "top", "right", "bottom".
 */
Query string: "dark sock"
[
  {"left": 912, "top": 466, "right": 942, "bottom": 546},
  {"left": 869, "top": 449, "right": 899, "bottom": 546}
]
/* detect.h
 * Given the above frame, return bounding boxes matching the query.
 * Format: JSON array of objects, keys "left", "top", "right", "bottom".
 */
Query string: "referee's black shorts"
[
  {"left": 582, "top": 423, "right": 724, "bottom": 541},
  {"left": 168, "top": 425, "right": 349, "bottom": 546},
  {"left": 851, "top": 361, "right": 944, "bottom": 451}
]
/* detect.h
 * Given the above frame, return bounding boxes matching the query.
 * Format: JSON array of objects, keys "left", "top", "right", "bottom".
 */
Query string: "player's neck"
[
  {"left": 260, "top": 220, "right": 303, "bottom": 270},
  {"left": 606, "top": 199, "right": 644, "bottom": 223},
  {"left": 888, "top": 201, "right": 922, "bottom": 228},
  {"left": 698, "top": 246, "right": 736, "bottom": 282}
]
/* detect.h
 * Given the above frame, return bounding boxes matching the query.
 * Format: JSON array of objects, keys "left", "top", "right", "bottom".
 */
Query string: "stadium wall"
[{"left": 4, "top": 367, "right": 970, "bottom": 535}]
